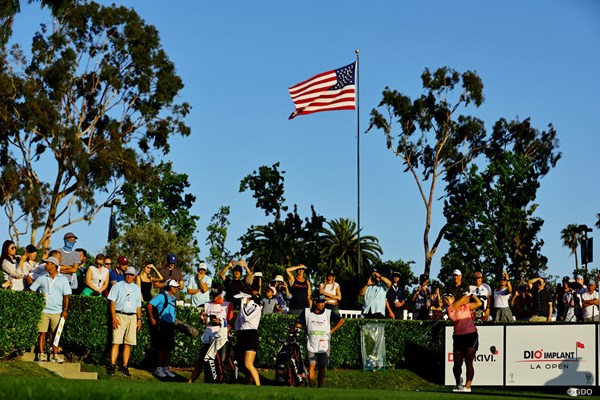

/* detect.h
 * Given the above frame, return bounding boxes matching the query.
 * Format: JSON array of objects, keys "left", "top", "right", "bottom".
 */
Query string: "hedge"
[{"left": 0, "top": 291, "right": 444, "bottom": 377}]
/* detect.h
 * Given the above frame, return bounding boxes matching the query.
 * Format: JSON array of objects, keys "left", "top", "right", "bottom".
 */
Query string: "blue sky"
[{"left": 9, "top": 1, "right": 600, "bottom": 282}]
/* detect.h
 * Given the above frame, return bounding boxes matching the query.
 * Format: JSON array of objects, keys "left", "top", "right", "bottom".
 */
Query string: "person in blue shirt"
[
  {"left": 186, "top": 262, "right": 212, "bottom": 307},
  {"left": 359, "top": 269, "right": 391, "bottom": 318},
  {"left": 29, "top": 255, "right": 71, "bottom": 363},
  {"left": 107, "top": 266, "right": 142, "bottom": 377},
  {"left": 147, "top": 279, "right": 179, "bottom": 378}
]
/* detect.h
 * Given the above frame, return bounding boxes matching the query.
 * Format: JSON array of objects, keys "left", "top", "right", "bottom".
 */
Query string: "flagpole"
[{"left": 355, "top": 49, "right": 361, "bottom": 276}]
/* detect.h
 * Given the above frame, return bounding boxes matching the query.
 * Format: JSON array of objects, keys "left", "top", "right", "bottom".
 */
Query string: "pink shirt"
[{"left": 446, "top": 303, "right": 477, "bottom": 335}]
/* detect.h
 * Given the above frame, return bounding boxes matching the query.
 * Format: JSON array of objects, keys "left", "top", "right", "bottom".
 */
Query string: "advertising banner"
[
  {"left": 505, "top": 324, "right": 596, "bottom": 386},
  {"left": 444, "top": 325, "right": 504, "bottom": 386}
]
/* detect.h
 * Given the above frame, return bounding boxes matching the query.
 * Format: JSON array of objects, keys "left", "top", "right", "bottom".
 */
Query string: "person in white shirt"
[
  {"left": 469, "top": 271, "right": 492, "bottom": 321},
  {"left": 581, "top": 280, "right": 599, "bottom": 322},
  {"left": 319, "top": 270, "right": 341, "bottom": 314},
  {"left": 234, "top": 290, "right": 262, "bottom": 385},
  {"left": 493, "top": 271, "right": 513, "bottom": 322}
]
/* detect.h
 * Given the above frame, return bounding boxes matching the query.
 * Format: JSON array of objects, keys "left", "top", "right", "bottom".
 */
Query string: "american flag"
[{"left": 288, "top": 62, "right": 356, "bottom": 120}]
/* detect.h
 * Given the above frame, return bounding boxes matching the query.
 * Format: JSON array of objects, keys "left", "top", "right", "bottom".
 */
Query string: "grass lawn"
[{"left": 0, "top": 361, "right": 577, "bottom": 400}]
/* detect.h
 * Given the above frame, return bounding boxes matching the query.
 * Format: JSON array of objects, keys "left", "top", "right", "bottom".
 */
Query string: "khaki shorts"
[
  {"left": 112, "top": 313, "right": 137, "bottom": 346},
  {"left": 38, "top": 313, "right": 61, "bottom": 333}
]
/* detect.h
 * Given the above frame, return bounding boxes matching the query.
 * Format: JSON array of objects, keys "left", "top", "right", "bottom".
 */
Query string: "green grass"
[{"left": 0, "top": 361, "right": 578, "bottom": 400}]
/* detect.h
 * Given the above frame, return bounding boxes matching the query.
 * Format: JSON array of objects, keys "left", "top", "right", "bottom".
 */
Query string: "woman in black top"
[{"left": 286, "top": 264, "right": 312, "bottom": 315}]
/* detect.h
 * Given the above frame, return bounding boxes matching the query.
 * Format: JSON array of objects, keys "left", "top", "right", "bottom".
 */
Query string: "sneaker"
[
  {"left": 36, "top": 353, "right": 48, "bottom": 362},
  {"left": 51, "top": 355, "right": 64, "bottom": 364},
  {"left": 163, "top": 367, "right": 176, "bottom": 378},
  {"left": 106, "top": 364, "right": 116, "bottom": 376},
  {"left": 453, "top": 386, "right": 471, "bottom": 393},
  {"left": 154, "top": 367, "right": 167, "bottom": 378},
  {"left": 120, "top": 366, "right": 131, "bottom": 377}
]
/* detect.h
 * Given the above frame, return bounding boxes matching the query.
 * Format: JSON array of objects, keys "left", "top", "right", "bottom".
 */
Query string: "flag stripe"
[{"left": 288, "top": 62, "right": 356, "bottom": 120}]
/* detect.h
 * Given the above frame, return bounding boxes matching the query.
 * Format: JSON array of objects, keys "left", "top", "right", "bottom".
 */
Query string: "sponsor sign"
[
  {"left": 505, "top": 324, "right": 596, "bottom": 386},
  {"left": 444, "top": 325, "right": 504, "bottom": 386}
]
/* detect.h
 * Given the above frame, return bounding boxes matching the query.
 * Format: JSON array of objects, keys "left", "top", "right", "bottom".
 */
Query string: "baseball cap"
[
  {"left": 562, "top": 276, "right": 570, "bottom": 282},
  {"left": 313, "top": 294, "right": 326, "bottom": 302},
  {"left": 575, "top": 274, "right": 584, "bottom": 280},
  {"left": 441, "top": 292, "right": 454, "bottom": 300},
  {"left": 588, "top": 279, "right": 596, "bottom": 286},
  {"left": 326, "top": 270, "right": 336, "bottom": 276},
  {"left": 118, "top": 256, "right": 129, "bottom": 265},
  {"left": 474, "top": 271, "right": 483, "bottom": 278},
  {"left": 267, "top": 285, "right": 277, "bottom": 295},
  {"left": 234, "top": 292, "right": 251, "bottom": 299},
  {"left": 44, "top": 256, "right": 61, "bottom": 266},
  {"left": 272, "top": 275, "right": 285, "bottom": 282},
  {"left": 63, "top": 232, "right": 78, "bottom": 240},
  {"left": 125, "top": 266, "right": 136, "bottom": 275},
  {"left": 198, "top": 262, "right": 208, "bottom": 270},
  {"left": 391, "top": 271, "right": 401, "bottom": 278},
  {"left": 452, "top": 269, "right": 462, "bottom": 276},
  {"left": 167, "top": 253, "right": 177, "bottom": 264},
  {"left": 165, "top": 279, "right": 179, "bottom": 288}
]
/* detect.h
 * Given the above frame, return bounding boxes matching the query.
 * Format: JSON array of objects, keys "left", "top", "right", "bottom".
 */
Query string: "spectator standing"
[
  {"left": 510, "top": 284, "right": 532, "bottom": 321},
  {"left": 443, "top": 292, "right": 483, "bottom": 393},
  {"left": 562, "top": 278, "right": 578, "bottom": 322},
  {"left": 296, "top": 293, "right": 345, "bottom": 388},
  {"left": 19, "top": 244, "right": 38, "bottom": 290},
  {"left": 186, "top": 262, "right": 212, "bottom": 308},
  {"left": 109, "top": 256, "right": 129, "bottom": 287},
  {"left": 157, "top": 253, "right": 186, "bottom": 301},
  {"left": 29, "top": 256, "right": 71, "bottom": 363},
  {"left": 319, "top": 270, "right": 341, "bottom": 315},
  {"left": 234, "top": 291, "right": 262, "bottom": 385},
  {"left": 385, "top": 271, "right": 406, "bottom": 319},
  {"left": 220, "top": 260, "right": 252, "bottom": 309},
  {"left": 287, "top": 264, "right": 312, "bottom": 316},
  {"left": 73, "top": 248, "right": 88, "bottom": 295},
  {"left": 554, "top": 280, "right": 566, "bottom": 322},
  {"left": 493, "top": 271, "right": 513, "bottom": 322},
  {"left": 271, "top": 275, "right": 290, "bottom": 314},
  {"left": 188, "top": 284, "right": 234, "bottom": 384},
  {"left": 260, "top": 286, "right": 280, "bottom": 314},
  {"left": 445, "top": 269, "right": 470, "bottom": 299},
  {"left": 1, "top": 240, "right": 23, "bottom": 290},
  {"left": 82, "top": 254, "right": 110, "bottom": 296},
  {"left": 527, "top": 277, "right": 553, "bottom": 322},
  {"left": 469, "top": 271, "right": 492, "bottom": 321},
  {"left": 102, "top": 257, "right": 113, "bottom": 296},
  {"left": 107, "top": 266, "right": 142, "bottom": 377},
  {"left": 147, "top": 279, "right": 180, "bottom": 378},
  {"left": 359, "top": 269, "right": 391, "bottom": 319},
  {"left": 57, "top": 232, "right": 80, "bottom": 292},
  {"left": 581, "top": 280, "right": 599, "bottom": 322},
  {"left": 135, "top": 262, "right": 163, "bottom": 302},
  {"left": 411, "top": 274, "right": 431, "bottom": 320},
  {"left": 428, "top": 282, "right": 444, "bottom": 320}
]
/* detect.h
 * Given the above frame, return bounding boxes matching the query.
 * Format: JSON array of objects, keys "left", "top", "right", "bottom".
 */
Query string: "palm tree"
[
  {"left": 320, "top": 218, "right": 382, "bottom": 276},
  {"left": 560, "top": 224, "right": 581, "bottom": 270}
]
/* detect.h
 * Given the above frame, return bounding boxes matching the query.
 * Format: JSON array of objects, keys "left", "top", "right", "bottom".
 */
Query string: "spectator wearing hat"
[
  {"left": 360, "top": 269, "right": 392, "bottom": 319},
  {"left": 319, "top": 270, "right": 341, "bottom": 315},
  {"left": 135, "top": 262, "right": 163, "bottom": 302},
  {"left": 189, "top": 284, "right": 234, "bottom": 384},
  {"left": 445, "top": 269, "right": 470, "bottom": 299},
  {"left": 492, "top": 271, "right": 513, "bottom": 322},
  {"left": 57, "top": 232, "right": 80, "bottom": 292},
  {"left": 82, "top": 253, "right": 110, "bottom": 296},
  {"left": 581, "top": 280, "right": 599, "bottom": 322},
  {"left": 29, "top": 256, "right": 71, "bottom": 363},
  {"left": 260, "top": 285, "right": 280, "bottom": 314},
  {"left": 110, "top": 256, "right": 129, "bottom": 287},
  {"left": 296, "top": 293, "right": 345, "bottom": 388},
  {"left": 286, "top": 264, "right": 312, "bottom": 316},
  {"left": 220, "top": 259, "right": 252, "bottom": 309},
  {"left": 386, "top": 271, "right": 406, "bottom": 319},
  {"left": 561, "top": 277, "right": 578, "bottom": 322},
  {"left": 155, "top": 254, "right": 185, "bottom": 300},
  {"left": 271, "top": 275, "right": 290, "bottom": 314},
  {"left": 107, "top": 266, "right": 142, "bottom": 377},
  {"left": 411, "top": 274, "right": 431, "bottom": 320},
  {"left": 469, "top": 271, "right": 492, "bottom": 321},
  {"left": 147, "top": 279, "right": 180, "bottom": 378},
  {"left": 186, "top": 262, "right": 212, "bottom": 308},
  {"left": 527, "top": 277, "right": 553, "bottom": 322}
]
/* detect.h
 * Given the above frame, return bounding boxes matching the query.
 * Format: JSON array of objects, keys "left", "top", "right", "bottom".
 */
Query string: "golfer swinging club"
[{"left": 442, "top": 291, "right": 482, "bottom": 393}]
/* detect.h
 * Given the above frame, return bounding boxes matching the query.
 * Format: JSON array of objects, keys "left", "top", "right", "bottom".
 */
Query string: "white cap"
[
  {"left": 452, "top": 269, "right": 462, "bottom": 276},
  {"left": 272, "top": 275, "right": 285, "bottom": 282},
  {"left": 166, "top": 279, "right": 179, "bottom": 288},
  {"left": 198, "top": 262, "right": 208, "bottom": 270},
  {"left": 233, "top": 292, "right": 251, "bottom": 299}
]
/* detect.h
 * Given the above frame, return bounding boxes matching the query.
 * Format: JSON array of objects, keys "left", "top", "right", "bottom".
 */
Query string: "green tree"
[
  {"left": 0, "top": 0, "right": 72, "bottom": 45},
  {"left": 441, "top": 118, "right": 560, "bottom": 282},
  {"left": 0, "top": 2, "right": 190, "bottom": 248},
  {"left": 104, "top": 221, "right": 196, "bottom": 274},
  {"left": 205, "top": 205, "right": 232, "bottom": 273},
  {"left": 320, "top": 218, "right": 382, "bottom": 277},
  {"left": 368, "top": 67, "right": 487, "bottom": 276},
  {"left": 239, "top": 162, "right": 287, "bottom": 222},
  {"left": 561, "top": 223, "right": 581, "bottom": 270}
]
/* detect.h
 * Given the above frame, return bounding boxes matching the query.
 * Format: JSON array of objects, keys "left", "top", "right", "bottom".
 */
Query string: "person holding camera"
[
  {"left": 220, "top": 259, "right": 252, "bottom": 309},
  {"left": 411, "top": 274, "right": 431, "bottom": 320},
  {"left": 493, "top": 271, "right": 513, "bottom": 322},
  {"left": 188, "top": 284, "right": 234, "bottom": 384},
  {"left": 359, "top": 269, "right": 391, "bottom": 319},
  {"left": 271, "top": 275, "right": 290, "bottom": 314}
]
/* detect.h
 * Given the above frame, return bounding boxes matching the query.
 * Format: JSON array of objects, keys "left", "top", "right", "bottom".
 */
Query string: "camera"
[{"left": 371, "top": 273, "right": 378, "bottom": 281}]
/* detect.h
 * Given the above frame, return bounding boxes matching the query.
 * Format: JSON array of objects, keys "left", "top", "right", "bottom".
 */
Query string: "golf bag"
[
  {"left": 203, "top": 329, "right": 238, "bottom": 383},
  {"left": 275, "top": 324, "right": 307, "bottom": 387}
]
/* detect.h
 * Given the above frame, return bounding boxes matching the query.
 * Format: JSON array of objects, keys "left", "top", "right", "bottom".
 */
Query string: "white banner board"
[
  {"left": 505, "top": 324, "right": 596, "bottom": 386},
  {"left": 444, "top": 325, "right": 504, "bottom": 386}
]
